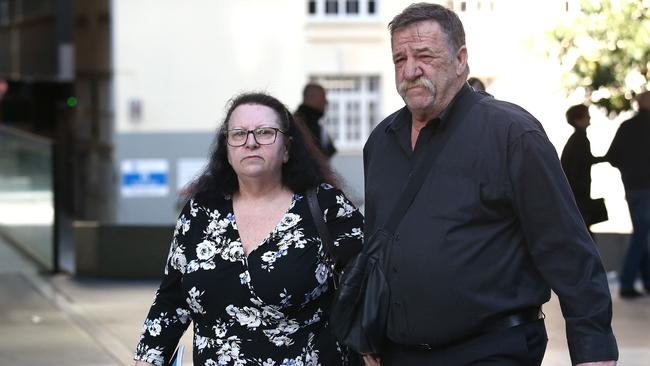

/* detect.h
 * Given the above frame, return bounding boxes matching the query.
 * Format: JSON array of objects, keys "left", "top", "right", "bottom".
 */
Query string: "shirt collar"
[{"left": 386, "top": 82, "right": 472, "bottom": 133}]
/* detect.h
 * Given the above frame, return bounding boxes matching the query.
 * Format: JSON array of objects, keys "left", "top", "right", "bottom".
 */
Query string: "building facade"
[{"left": 3, "top": 0, "right": 629, "bottom": 233}]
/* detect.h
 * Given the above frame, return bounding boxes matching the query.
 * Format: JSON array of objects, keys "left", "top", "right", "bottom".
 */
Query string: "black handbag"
[
  {"left": 307, "top": 186, "right": 391, "bottom": 355},
  {"left": 587, "top": 197, "right": 608, "bottom": 225},
  {"left": 329, "top": 228, "right": 392, "bottom": 355},
  {"left": 329, "top": 90, "right": 487, "bottom": 355}
]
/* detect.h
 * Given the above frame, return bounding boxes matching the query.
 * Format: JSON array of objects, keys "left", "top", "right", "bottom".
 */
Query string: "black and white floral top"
[{"left": 134, "top": 184, "right": 363, "bottom": 366}]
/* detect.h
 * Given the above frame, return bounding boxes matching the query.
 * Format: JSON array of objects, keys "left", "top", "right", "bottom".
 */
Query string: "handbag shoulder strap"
[
  {"left": 306, "top": 187, "right": 337, "bottom": 270},
  {"left": 383, "top": 89, "right": 487, "bottom": 234}
]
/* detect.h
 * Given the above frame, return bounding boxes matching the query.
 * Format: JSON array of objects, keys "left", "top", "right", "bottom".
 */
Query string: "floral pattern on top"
[{"left": 134, "top": 184, "right": 363, "bottom": 366}]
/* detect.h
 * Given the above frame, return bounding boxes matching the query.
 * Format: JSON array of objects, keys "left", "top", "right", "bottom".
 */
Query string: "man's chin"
[{"left": 405, "top": 99, "right": 435, "bottom": 112}]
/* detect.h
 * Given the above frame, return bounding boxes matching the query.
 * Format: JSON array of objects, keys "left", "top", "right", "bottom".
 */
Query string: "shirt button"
[
  {"left": 395, "top": 235, "right": 400, "bottom": 242},
  {"left": 392, "top": 266, "right": 398, "bottom": 273}
]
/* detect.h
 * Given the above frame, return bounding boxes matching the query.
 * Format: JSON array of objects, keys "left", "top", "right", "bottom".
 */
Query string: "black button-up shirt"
[{"left": 363, "top": 85, "right": 618, "bottom": 364}]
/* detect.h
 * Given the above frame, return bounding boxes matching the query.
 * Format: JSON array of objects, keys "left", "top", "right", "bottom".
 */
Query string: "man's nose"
[{"left": 403, "top": 58, "right": 423, "bottom": 80}]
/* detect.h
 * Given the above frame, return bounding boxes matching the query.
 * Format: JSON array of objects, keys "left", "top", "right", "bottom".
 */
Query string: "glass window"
[
  {"left": 346, "top": 0, "right": 359, "bottom": 14},
  {"left": 308, "top": 0, "right": 379, "bottom": 19},
  {"left": 368, "top": 0, "right": 376, "bottom": 14},
  {"left": 324, "top": 101, "right": 340, "bottom": 141},
  {"left": 325, "top": 0, "right": 338, "bottom": 14},
  {"left": 310, "top": 75, "right": 381, "bottom": 149},
  {"left": 368, "top": 101, "right": 377, "bottom": 132},
  {"left": 346, "top": 101, "right": 361, "bottom": 140}
]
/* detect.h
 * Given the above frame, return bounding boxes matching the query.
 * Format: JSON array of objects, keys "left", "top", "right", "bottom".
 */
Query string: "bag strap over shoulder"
[
  {"left": 306, "top": 187, "right": 339, "bottom": 277},
  {"left": 383, "top": 89, "right": 488, "bottom": 234}
]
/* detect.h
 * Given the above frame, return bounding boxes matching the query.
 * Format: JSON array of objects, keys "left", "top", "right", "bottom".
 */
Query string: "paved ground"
[{"left": 0, "top": 236, "right": 648, "bottom": 366}]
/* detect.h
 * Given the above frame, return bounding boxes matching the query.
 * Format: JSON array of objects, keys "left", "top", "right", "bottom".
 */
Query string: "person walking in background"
[
  {"left": 561, "top": 104, "right": 607, "bottom": 236},
  {"left": 361, "top": 3, "right": 617, "bottom": 365},
  {"left": 467, "top": 76, "right": 485, "bottom": 92},
  {"left": 606, "top": 91, "right": 650, "bottom": 300},
  {"left": 134, "top": 92, "right": 363, "bottom": 366},
  {"left": 294, "top": 83, "right": 337, "bottom": 158}
]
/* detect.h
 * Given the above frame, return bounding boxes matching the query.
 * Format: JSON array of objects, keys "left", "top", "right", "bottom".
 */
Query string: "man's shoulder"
[
  {"left": 472, "top": 97, "right": 545, "bottom": 138},
  {"left": 619, "top": 112, "right": 646, "bottom": 129},
  {"left": 612, "top": 115, "right": 641, "bottom": 140},
  {"left": 377, "top": 108, "right": 404, "bottom": 128},
  {"left": 363, "top": 108, "right": 404, "bottom": 158},
  {"left": 367, "top": 108, "right": 403, "bottom": 141}
]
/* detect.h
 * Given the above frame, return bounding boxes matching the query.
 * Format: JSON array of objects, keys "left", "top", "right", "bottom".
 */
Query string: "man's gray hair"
[{"left": 388, "top": 3, "right": 466, "bottom": 53}]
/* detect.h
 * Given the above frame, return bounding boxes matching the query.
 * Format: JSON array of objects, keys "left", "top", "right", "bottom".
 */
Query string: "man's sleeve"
[{"left": 507, "top": 130, "right": 619, "bottom": 364}]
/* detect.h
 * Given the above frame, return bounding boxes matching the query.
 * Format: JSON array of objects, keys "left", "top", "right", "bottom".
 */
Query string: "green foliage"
[{"left": 548, "top": 0, "right": 650, "bottom": 118}]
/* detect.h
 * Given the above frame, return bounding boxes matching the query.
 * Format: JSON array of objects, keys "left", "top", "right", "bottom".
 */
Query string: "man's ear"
[{"left": 455, "top": 46, "right": 468, "bottom": 76}]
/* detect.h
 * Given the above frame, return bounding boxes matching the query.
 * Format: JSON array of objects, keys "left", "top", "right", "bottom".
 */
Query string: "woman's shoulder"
[
  {"left": 314, "top": 183, "right": 344, "bottom": 201},
  {"left": 313, "top": 183, "right": 360, "bottom": 221},
  {"left": 180, "top": 191, "right": 231, "bottom": 217}
]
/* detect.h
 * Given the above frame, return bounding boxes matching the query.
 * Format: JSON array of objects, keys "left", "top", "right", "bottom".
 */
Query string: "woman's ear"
[
  {"left": 283, "top": 146, "right": 290, "bottom": 163},
  {"left": 283, "top": 137, "right": 292, "bottom": 163}
]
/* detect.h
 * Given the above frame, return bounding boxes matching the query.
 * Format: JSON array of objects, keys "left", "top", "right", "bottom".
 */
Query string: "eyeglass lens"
[{"left": 227, "top": 127, "right": 279, "bottom": 146}]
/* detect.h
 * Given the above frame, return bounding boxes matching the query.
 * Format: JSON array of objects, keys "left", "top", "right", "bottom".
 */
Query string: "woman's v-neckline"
[{"left": 231, "top": 193, "right": 297, "bottom": 259}]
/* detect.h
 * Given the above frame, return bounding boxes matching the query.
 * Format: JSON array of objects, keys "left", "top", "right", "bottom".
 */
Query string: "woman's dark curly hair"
[{"left": 183, "top": 92, "right": 338, "bottom": 201}]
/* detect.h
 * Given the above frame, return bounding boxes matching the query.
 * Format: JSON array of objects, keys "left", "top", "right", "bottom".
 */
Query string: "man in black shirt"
[
  {"left": 362, "top": 3, "right": 618, "bottom": 365},
  {"left": 294, "top": 83, "right": 337, "bottom": 158},
  {"left": 606, "top": 91, "right": 650, "bottom": 299}
]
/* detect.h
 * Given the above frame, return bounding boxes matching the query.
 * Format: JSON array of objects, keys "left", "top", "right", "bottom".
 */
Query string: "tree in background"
[{"left": 548, "top": 0, "right": 650, "bottom": 117}]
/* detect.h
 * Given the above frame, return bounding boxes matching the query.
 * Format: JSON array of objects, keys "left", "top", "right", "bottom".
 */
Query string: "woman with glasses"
[{"left": 134, "top": 92, "right": 363, "bottom": 366}]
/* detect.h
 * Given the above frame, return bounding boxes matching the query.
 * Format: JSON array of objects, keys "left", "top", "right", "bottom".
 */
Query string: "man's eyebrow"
[{"left": 414, "top": 46, "right": 435, "bottom": 53}]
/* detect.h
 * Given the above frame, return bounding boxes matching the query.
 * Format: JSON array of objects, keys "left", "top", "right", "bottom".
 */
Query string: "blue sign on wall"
[{"left": 120, "top": 159, "right": 169, "bottom": 197}]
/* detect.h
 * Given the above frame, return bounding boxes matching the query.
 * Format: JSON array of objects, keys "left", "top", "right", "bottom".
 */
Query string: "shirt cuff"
[{"left": 568, "top": 332, "right": 619, "bottom": 364}]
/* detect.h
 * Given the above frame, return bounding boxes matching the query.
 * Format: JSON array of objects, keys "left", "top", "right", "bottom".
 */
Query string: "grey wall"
[
  {"left": 114, "top": 132, "right": 365, "bottom": 224},
  {"left": 114, "top": 132, "right": 214, "bottom": 224}
]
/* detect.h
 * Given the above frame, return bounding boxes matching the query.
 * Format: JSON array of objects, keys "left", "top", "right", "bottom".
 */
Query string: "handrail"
[{"left": 0, "top": 124, "right": 53, "bottom": 145}]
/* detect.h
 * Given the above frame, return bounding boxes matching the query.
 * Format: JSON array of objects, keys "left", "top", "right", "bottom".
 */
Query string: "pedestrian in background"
[
  {"left": 606, "top": 91, "right": 650, "bottom": 299},
  {"left": 467, "top": 76, "right": 485, "bottom": 92},
  {"left": 294, "top": 83, "right": 337, "bottom": 159},
  {"left": 134, "top": 92, "right": 363, "bottom": 366},
  {"left": 561, "top": 104, "right": 607, "bottom": 236},
  {"left": 361, "top": 3, "right": 617, "bottom": 365}
]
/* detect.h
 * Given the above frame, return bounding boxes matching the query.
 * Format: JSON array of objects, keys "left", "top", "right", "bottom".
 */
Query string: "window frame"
[
  {"left": 310, "top": 75, "right": 381, "bottom": 150},
  {"left": 307, "top": 0, "right": 379, "bottom": 22}
]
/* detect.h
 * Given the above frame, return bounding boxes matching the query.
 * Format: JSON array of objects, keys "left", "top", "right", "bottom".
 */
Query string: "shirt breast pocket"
[{"left": 422, "top": 164, "right": 479, "bottom": 221}]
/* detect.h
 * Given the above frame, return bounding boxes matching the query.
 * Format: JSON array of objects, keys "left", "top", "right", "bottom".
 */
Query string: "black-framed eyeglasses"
[{"left": 225, "top": 126, "right": 287, "bottom": 147}]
